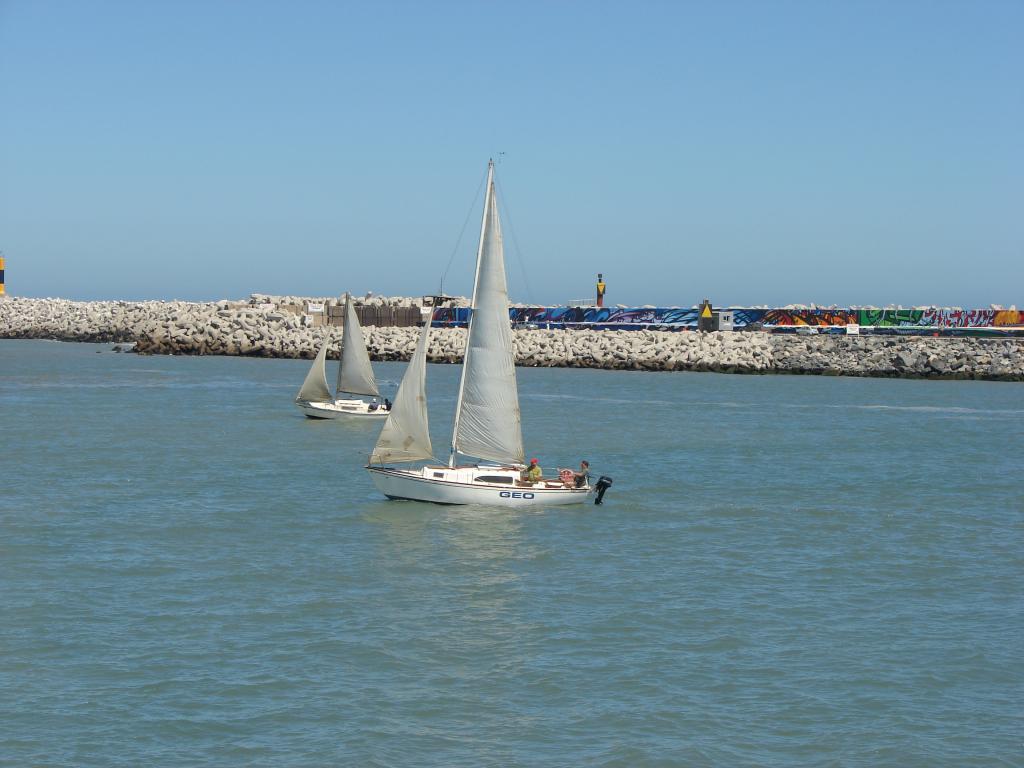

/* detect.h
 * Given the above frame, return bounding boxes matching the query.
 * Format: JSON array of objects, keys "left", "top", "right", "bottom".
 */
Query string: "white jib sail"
[
  {"left": 337, "top": 297, "right": 380, "bottom": 398},
  {"left": 450, "top": 163, "right": 525, "bottom": 466},
  {"left": 296, "top": 340, "right": 333, "bottom": 403},
  {"left": 369, "top": 317, "right": 433, "bottom": 464}
]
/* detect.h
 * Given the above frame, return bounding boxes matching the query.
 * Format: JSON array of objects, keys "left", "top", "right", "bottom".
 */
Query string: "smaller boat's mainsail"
[
  {"left": 337, "top": 297, "right": 380, "bottom": 398},
  {"left": 296, "top": 340, "right": 332, "bottom": 403},
  {"left": 369, "top": 317, "right": 433, "bottom": 464}
]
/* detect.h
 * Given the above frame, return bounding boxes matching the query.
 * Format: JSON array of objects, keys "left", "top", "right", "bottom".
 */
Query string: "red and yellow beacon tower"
[
  {"left": 0, "top": 253, "right": 6, "bottom": 297},
  {"left": 596, "top": 273, "right": 606, "bottom": 308}
]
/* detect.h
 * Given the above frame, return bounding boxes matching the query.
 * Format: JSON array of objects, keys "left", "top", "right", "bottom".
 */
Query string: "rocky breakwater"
[
  {"left": 0, "top": 296, "right": 438, "bottom": 359},
  {"left": 510, "top": 329, "right": 1023, "bottom": 379},
  {"left": 766, "top": 334, "right": 1023, "bottom": 380},
  {"left": 120, "top": 313, "right": 1024, "bottom": 381},
  {"left": 0, "top": 297, "right": 175, "bottom": 343},
  {"left": 2, "top": 298, "right": 1021, "bottom": 380}
]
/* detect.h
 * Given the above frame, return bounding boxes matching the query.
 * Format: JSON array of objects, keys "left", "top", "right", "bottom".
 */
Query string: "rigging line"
[
  {"left": 493, "top": 174, "right": 536, "bottom": 307},
  {"left": 439, "top": 168, "right": 488, "bottom": 297},
  {"left": 494, "top": 169, "right": 572, "bottom": 465}
]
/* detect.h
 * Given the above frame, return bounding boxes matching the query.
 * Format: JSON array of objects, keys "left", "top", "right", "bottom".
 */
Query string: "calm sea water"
[{"left": 1, "top": 339, "right": 1021, "bottom": 767}]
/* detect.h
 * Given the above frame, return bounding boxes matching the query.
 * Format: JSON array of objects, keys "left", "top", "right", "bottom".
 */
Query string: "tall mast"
[{"left": 448, "top": 159, "right": 494, "bottom": 467}]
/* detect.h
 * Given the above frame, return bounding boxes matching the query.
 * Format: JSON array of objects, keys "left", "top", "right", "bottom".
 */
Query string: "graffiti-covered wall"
[
  {"left": 431, "top": 306, "right": 1024, "bottom": 331},
  {"left": 760, "top": 309, "right": 858, "bottom": 326},
  {"left": 859, "top": 309, "right": 1024, "bottom": 328},
  {"left": 432, "top": 306, "right": 703, "bottom": 329}
]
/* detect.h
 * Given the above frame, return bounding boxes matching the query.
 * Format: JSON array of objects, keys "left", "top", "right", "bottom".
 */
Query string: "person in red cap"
[{"left": 522, "top": 457, "right": 543, "bottom": 483}]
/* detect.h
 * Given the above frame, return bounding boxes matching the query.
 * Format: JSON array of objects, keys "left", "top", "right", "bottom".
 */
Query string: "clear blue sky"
[{"left": 1, "top": 0, "right": 1021, "bottom": 307}]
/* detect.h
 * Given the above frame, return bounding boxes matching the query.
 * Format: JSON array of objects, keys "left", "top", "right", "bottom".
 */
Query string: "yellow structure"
[
  {"left": 0, "top": 254, "right": 5, "bottom": 296},
  {"left": 698, "top": 298, "right": 714, "bottom": 332},
  {"left": 596, "top": 273, "right": 605, "bottom": 307}
]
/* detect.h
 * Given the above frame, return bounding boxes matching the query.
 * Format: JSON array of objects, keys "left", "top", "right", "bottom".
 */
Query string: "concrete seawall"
[{"left": 2, "top": 297, "right": 1022, "bottom": 380}]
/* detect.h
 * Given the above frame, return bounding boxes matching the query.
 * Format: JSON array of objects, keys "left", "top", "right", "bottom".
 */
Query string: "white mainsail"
[
  {"left": 449, "top": 161, "right": 525, "bottom": 467},
  {"left": 337, "top": 297, "right": 380, "bottom": 398},
  {"left": 296, "top": 340, "right": 332, "bottom": 403},
  {"left": 369, "top": 316, "right": 433, "bottom": 464}
]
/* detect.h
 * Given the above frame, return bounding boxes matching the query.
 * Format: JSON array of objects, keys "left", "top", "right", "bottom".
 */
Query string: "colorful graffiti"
[
  {"left": 512, "top": 306, "right": 701, "bottom": 328},
  {"left": 994, "top": 310, "right": 1024, "bottom": 327},
  {"left": 431, "top": 306, "right": 1024, "bottom": 332},
  {"left": 731, "top": 309, "right": 768, "bottom": 328},
  {"left": 920, "top": 309, "right": 995, "bottom": 328},
  {"left": 432, "top": 306, "right": 704, "bottom": 329},
  {"left": 761, "top": 309, "right": 857, "bottom": 327},
  {"left": 857, "top": 309, "right": 924, "bottom": 327},
  {"left": 431, "top": 307, "right": 470, "bottom": 326},
  {"left": 855, "top": 309, "right": 1024, "bottom": 328}
]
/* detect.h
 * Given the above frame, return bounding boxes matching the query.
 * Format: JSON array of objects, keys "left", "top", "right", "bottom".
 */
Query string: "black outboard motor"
[{"left": 594, "top": 475, "right": 613, "bottom": 505}]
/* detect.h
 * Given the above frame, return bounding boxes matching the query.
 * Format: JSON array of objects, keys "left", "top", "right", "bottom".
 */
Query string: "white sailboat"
[
  {"left": 365, "top": 160, "right": 594, "bottom": 506},
  {"left": 295, "top": 297, "right": 389, "bottom": 419}
]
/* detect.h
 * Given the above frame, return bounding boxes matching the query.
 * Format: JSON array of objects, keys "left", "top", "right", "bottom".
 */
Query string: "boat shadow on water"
[{"left": 360, "top": 498, "right": 547, "bottom": 564}]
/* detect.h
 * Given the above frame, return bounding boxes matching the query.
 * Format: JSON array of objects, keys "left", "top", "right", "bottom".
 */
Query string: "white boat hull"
[
  {"left": 296, "top": 398, "right": 389, "bottom": 419},
  {"left": 366, "top": 465, "right": 592, "bottom": 507}
]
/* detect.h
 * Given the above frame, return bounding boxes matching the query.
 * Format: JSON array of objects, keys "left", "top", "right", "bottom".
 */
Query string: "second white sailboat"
[{"left": 295, "top": 296, "right": 389, "bottom": 419}]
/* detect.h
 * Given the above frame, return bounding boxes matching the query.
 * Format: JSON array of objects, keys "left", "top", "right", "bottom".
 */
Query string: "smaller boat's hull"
[
  {"left": 367, "top": 465, "right": 591, "bottom": 507},
  {"left": 296, "top": 398, "right": 389, "bottom": 419}
]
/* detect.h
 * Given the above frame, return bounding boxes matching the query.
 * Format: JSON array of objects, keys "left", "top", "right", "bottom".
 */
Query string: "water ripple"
[{"left": 1, "top": 341, "right": 1021, "bottom": 766}]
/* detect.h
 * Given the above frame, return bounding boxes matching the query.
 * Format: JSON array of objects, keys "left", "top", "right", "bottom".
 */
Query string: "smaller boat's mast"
[{"left": 448, "top": 159, "right": 494, "bottom": 468}]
